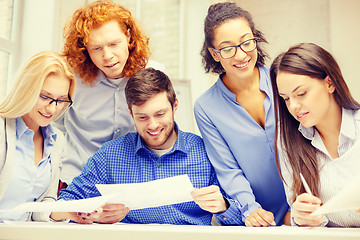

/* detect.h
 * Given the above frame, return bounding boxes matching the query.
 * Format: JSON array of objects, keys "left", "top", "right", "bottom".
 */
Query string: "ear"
[
  {"left": 208, "top": 47, "right": 220, "bottom": 62},
  {"left": 173, "top": 98, "right": 179, "bottom": 113},
  {"left": 325, "top": 76, "right": 335, "bottom": 94}
]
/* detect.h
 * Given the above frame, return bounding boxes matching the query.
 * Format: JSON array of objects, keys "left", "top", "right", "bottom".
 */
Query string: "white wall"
[
  {"left": 19, "top": 0, "right": 56, "bottom": 65},
  {"left": 235, "top": 0, "right": 331, "bottom": 59},
  {"left": 18, "top": 0, "right": 87, "bottom": 66},
  {"left": 329, "top": 0, "right": 360, "bottom": 100},
  {"left": 182, "top": 0, "right": 212, "bottom": 134}
]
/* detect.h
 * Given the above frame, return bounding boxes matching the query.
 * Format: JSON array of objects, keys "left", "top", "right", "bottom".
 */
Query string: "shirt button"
[
  {"left": 116, "top": 108, "right": 120, "bottom": 113},
  {"left": 163, "top": 213, "right": 166, "bottom": 216},
  {"left": 157, "top": 164, "right": 161, "bottom": 168},
  {"left": 220, "top": 215, "right": 227, "bottom": 220},
  {"left": 115, "top": 129, "right": 120, "bottom": 133}
]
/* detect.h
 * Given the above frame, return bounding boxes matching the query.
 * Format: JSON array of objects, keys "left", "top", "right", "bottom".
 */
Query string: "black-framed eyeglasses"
[
  {"left": 39, "top": 94, "right": 73, "bottom": 108},
  {"left": 212, "top": 38, "right": 258, "bottom": 59}
]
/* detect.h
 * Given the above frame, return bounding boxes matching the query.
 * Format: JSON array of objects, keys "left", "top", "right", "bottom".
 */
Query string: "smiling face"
[
  {"left": 276, "top": 71, "right": 336, "bottom": 128},
  {"left": 131, "top": 91, "right": 178, "bottom": 150},
  {"left": 22, "top": 73, "right": 71, "bottom": 131},
  {"left": 208, "top": 17, "right": 258, "bottom": 81},
  {"left": 86, "top": 20, "right": 130, "bottom": 79}
]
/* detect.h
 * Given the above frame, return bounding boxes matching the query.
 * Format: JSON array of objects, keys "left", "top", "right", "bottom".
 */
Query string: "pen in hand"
[
  {"left": 299, "top": 173, "right": 323, "bottom": 218},
  {"left": 300, "top": 173, "right": 313, "bottom": 195}
]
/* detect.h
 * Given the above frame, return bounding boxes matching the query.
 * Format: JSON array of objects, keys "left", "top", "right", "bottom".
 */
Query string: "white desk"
[{"left": 1, "top": 222, "right": 360, "bottom": 240}]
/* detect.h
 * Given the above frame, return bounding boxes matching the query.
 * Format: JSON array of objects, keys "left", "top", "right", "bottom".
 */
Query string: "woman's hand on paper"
[
  {"left": 292, "top": 193, "right": 323, "bottom": 227},
  {"left": 244, "top": 208, "right": 275, "bottom": 227},
  {"left": 51, "top": 203, "right": 130, "bottom": 224},
  {"left": 50, "top": 207, "right": 102, "bottom": 224},
  {"left": 71, "top": 206, "right": 103, "bottom": 224}
]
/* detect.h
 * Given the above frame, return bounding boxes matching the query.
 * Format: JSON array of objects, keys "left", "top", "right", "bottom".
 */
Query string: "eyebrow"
[
  {"left": 41, "top": 90, "right": 68, "bottom": 98},
  {"left": 278, "top": 85, "right": 303, "bottom": 96},
  {"left": 87, "top": 38, "right": 122, "bottom": 48},
  {"left": 217, "top": 33, "right": 252, "bottom": 48},
  {"left": 133, "top": 108, "right": 168, "bottom": 116}
]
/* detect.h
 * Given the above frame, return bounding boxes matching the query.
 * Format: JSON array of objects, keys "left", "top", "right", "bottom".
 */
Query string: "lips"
[
  {"left": 147, "top": 129, "right": 163, "bottom": 137},
  {"left": 105, "top": 62, "right": 118, "bottom": 68},
  {"left": 296, "top": 112, "right": 308, "bottom": 120},
  {"left": 39, "top": 111, "right": 52, "bottom": 119},
  {"left": 234, "top": 59, "right": 250, "bottom": 70}
]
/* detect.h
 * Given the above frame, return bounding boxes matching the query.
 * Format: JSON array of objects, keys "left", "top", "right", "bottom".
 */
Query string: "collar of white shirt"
[{"left": 298, "top": 108, "right": 355, "bottom": 142}]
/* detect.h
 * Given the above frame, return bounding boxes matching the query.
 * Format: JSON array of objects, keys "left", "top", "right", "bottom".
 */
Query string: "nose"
[
  {"left": 103, "top": 46, "right": 114, "bottom": 60},
  {"left": 147, "top": 117, "right": 159, "bottom": 130},
  {"left": 234, "top": 46, "right": 247, "bottom": 60},
  {"left": 288, "top": 99, "right": 300, "bottom": 113},
  {"left": 46, "top": 101, "right": 57, "bottom": 114}
]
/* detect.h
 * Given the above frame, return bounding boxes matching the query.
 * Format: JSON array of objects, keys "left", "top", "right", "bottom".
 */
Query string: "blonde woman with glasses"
[{"left": 0, "top": 51, "right": 75, "bottom": 222}]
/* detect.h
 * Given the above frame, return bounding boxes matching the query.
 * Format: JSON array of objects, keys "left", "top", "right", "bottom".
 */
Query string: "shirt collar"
[
  {"left": 93, "top": 70, "right": 128, "bottom": 88},
  {"left": 339, "top": 108, "right": 356, "bottom": 141},
  {"left": 16, "top": 117, "right": 30, "bottom": 139},
  {"left": 42, "top": 123, "right": 57, "bottom": 144},
  {"left": 135, "top": 123, "right": 188, "bottom": 155},
  {"left": 298, "top": 123, "right": 315, "bottom": 141},
  {"left": 298, "top": 108, "right": 355, "bottom": 141},
  {"left": 217, "top": 65, "right": 271, "bottom": 102},
  {"left": 16, "top": 117, "right": 57, "bottom": 144},
  {"left": 90, "top": 70, "right": 107, "bottom": 86}
]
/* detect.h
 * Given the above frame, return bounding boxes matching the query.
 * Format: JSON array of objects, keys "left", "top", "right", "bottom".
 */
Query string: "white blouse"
[{"left": 279, "top": 108, "right": 360, "bottom": 227}]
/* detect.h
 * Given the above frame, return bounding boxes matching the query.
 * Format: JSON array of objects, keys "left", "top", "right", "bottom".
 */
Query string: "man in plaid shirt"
[{"left": 51, "top": 68, "right": 242, "bottom": 225}]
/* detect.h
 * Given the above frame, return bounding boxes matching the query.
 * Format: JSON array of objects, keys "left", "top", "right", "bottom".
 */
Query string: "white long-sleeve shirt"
[{"left": 279, "top": 108, "right": 360, "bottom": 227}]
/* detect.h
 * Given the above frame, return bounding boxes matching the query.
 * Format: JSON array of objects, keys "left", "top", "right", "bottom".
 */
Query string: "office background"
[{"left": 1, "top": 0, "right": 359, "bottom": 133}]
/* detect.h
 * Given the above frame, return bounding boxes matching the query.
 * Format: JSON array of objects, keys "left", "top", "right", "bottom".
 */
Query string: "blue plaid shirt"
[{"left": 59, "top": 125, "right": 242, "bottom": 225}]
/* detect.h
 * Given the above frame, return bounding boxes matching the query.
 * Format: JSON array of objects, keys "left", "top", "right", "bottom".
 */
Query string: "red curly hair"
[{"left": 63, "top": 0, "right": 151, "bottom": 85}]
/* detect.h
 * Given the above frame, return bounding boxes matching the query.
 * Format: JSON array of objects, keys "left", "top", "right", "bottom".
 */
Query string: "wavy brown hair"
[
  {"left": 63, "top": 0, "right": 150, "bottom": 85},
  {"left": 270, "top": 43, "right": 360, "bottom": 202},
  {"left": 201, "top": 2, "right": 268, "bottom": 74}
]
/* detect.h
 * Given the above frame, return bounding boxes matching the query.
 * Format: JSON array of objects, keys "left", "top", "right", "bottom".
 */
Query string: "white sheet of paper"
[
  {"left": 96, "top": 174, "right": 194, "bottom": 210},
  {"left": 311, "top": 175, "right": 360, "bottom": 215},
  {"left": 0, "top": 194, "right": 116, "bottom": 213}
]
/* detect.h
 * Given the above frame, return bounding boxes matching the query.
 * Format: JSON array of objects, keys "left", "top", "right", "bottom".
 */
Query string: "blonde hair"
[{"left": 0, "top": 51, "right": 76, "bottom": 119}]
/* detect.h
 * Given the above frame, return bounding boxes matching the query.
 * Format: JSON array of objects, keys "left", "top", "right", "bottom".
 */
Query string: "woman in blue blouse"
[
  {"left": 194, "top": 2, "right": 289, "bottom": 226},
  {"left": 0, "top": 51, "right": 75, "bottom": 222}
]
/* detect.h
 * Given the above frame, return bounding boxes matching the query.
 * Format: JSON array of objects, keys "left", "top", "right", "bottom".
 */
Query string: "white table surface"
[{"left": 1, "top": 222, "right": 360, "bottom": 240}]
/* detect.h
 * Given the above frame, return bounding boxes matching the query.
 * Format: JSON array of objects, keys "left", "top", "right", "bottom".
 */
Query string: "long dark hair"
[
  {"left": 270, "top": 43, "right": 360, "bottom": 201},
  {"left": 201, "top": 2, "right": 268, "bottom": 74}
]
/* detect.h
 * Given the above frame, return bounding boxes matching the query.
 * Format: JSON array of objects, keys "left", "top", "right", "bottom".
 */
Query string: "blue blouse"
[
  {"left": 0, "top": 117, "right": 53, "bottom": 222},
  {"left": 194, "top": 65, "right": 289, "bottom": 225}
]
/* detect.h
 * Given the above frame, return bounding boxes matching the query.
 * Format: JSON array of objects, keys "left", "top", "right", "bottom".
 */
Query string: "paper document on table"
[
  {"left": 311, "top": 175, "right": 360, "bottom": 215},
  {"left": 96, "top": 174, "right": 194, "bottom": 210},
  {"left": 0, "top": 194, "right": 116, "bottom": 213}
]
